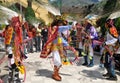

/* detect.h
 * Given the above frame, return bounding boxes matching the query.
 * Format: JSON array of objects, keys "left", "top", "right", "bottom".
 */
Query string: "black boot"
[
  {"left": 103, "top": 73, "right": 110, "bottom": 77},
  {"left": 106, "top": 75, "right": 117, "bottom": 81},
  {"left": 82, "top": 56, "right": 88, "bottom": 66}
]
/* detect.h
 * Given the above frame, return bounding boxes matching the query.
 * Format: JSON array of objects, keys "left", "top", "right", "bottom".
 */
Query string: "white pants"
[
  {"left": 79, "top": 42, "right": 83, "bottom": 49},
  {"left": 53, "top": 50, "right": 62, "bottom": 67},
  {"left": 106, "top": 32, "right": 118, "bottom": 45},
  {"left": 6, "top": 46, "right": 15, "bottom": 68},
  {"left": 89, "top": 44, "right": 94, "bottom": 57},
  {"left": 105, "top": 38, "right": 118, "bottom": 45}
]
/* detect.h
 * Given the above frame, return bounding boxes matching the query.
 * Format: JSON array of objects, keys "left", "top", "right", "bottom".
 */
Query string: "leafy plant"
[
  {"left": 0, "top": 24, "right": 6, "bottom": 30},
  {"left": 96, "top": 15, "right": 109, "bottom": 36},
  {"left": 115, "top": 17, "right": 120, "bottom": 31},
  {"left": 9, "top": 4, "right": 20, "bottom": 13},
  {"left": 103, "top": 0, "right": 117, "bottom": 13},
  {"left": 25, "top": 6, "right": 36, "bottom": 24}
]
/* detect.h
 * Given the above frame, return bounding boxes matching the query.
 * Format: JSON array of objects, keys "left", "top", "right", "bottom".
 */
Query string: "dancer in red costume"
[
  {"left": 40, "top": 19, "right": 78, "bottom": 81},
  {"left": 0, "top": 16, "right": 26, "bottom": 83}
]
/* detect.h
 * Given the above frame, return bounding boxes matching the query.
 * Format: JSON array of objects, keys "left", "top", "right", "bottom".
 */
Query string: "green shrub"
[
  {"left": 25, "top": 7, "right": 36, "bottom": 24},
  {"left": 0, "top": 24, "right": 6, "bottom": 30},
  {"left": 115, "top": 17, "right": 120, "bottom": 31},
  {"left": 96, "top": 16, "right": 109, "bottom": 36},
  {"left": 103, "top": 0, "right": 117, "bottom": 13}
]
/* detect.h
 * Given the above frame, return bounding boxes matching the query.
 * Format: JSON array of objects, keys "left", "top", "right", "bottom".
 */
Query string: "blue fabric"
[
  {"left": 53, "top": 25, "right": 71, "bottom": 45},
  {"left": 58, "top": 25, "right": 72, "bottom": 32},
  {"left": 61, "top": 37, "right": 69, "bottom": 46},
  {"left": 104, "top": 52, "right": 116, "bottom": 77},
  {"left": 88, "top": 57, "right": 94, "bottom": 67},
  {"left": 110, "top": 64, "right": 116, "bottom": 76}
]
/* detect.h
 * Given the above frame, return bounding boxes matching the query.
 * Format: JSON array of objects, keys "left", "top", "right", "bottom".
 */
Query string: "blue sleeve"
[{"left": 58, "top": 25, "right": 72, "bottom": 32}]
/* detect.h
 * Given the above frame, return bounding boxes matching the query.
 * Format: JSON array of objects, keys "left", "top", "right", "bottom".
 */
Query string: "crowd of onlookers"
[{"left": 21, "top": 22, "right": 48, "bottom": 54}]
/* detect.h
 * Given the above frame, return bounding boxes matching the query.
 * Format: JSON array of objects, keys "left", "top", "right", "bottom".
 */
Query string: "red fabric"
[
  {"left": 32, "top": 28, "right": 36, "bottom": 37},
  {"left": 110, "top": 26, "right": 118, "bottom": 38},
  {"left": 40, "top": 26, "right": 58, "bottom": 58},
  {"left": 11, "top": 16, "right": 26, "bottom": 82},
  {"left": 44, "top": 27, "right": 58, "bottom": 48}
]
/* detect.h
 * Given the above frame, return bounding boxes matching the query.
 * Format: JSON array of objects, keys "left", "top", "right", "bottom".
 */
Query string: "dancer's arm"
[{"left": 58, "top": 25, "right": 72, "bottom": 32}]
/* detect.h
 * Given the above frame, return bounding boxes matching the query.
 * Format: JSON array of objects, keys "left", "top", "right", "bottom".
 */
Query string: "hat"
[{"left": 86, "top": 19, "right": 96, "bottom": 26}]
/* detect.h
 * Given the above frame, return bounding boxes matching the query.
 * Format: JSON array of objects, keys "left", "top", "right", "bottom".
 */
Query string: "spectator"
[
  {"left": 27, "top": 24, "right": 34, "bottom": 53},
  {"left": 32, "top": 25, "right": 37, "bottom": 52},
  {"left": 36, "top": 23, "right": 42, "bottom": 51},
  {"left": 41, "top": 25, "right": 48, "bottom": 49},
  {"left": 22, "top": 22, "right": 29, "bottom": 54}
]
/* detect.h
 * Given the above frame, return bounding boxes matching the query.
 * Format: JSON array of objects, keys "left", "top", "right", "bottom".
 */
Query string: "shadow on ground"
[
  {"left": 79, "top": 69, "right": 103, "bottom": 80},
  {"left": 36, "top": 69, "right": 53, "bottom": 78},
  {"left": 116, "top": 70, "right": 120, "bottom": 76},
  {"left": 36, "top": 69, "right": 72, "bottom": 78}
]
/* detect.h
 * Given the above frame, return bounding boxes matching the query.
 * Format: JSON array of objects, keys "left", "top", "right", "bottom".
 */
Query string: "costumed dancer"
[
  {"left": 82, "top": 19, "right": 98, "bottom": 67},
  {"left": 1, "top": 24, "right": 20, "bottom": 83},
  {"left": 1, "top": 17, "right": 25, "bottom": 83},
  {"left": 40, "top": 19, "right": 78, "bottom": 81},
  {"left": 12, "top": 16, "right": 26, "bottom": 82},
  {"left": 101, "top": 19, "right": 118, "bottom": 81},
  {"left": 1, "top": 24, "right": 21, "bottom": 83}
]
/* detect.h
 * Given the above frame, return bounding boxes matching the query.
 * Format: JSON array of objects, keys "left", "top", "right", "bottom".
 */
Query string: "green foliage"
[
  {"left": 0, "top": 24, "right": 6, "bottom": 30},
  {"left": 9, "top": 4, "right": 20, "bottom": 13},
  {"left": 103, "top": 0, "right": 117, "bottom": 13},
  {"left": 25, "top": 7, "right": 36, "bottom": 24},
  {"left": 69, "top": 22, "right": 73, "bottom": 25},
  {"left": 91, "top": 0, "right": 107, "bottom": 13},
  {"left": 96, "top": 16, "right": 109, "bottom": 36},
  {"left": 114, "top": 17, "right": 120, "bottom": 31}
]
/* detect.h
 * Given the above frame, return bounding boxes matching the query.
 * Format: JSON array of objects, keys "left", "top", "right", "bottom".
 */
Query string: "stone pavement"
[
  {"left": 20, "top": 52, "right": 120, "bottom": 83},
  {"left": 0, "top": 52, "right": 120, "bottom": 83}
]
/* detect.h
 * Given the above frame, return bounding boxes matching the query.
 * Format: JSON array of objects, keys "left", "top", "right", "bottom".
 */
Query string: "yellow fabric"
[
  {"left": 15, "top": 61, "right": 25, "bottom": 74},
  {"left": 51, "top": 44, "right": 58, "bottom": 51},
  {"left": 58, "top": 37, "right": 62, "bottom": 44},
  {"left": 4, "top": 27, "right": 13, "bottom": 45},
  {"left": 36, "top": 28, "right": 41, "bottom": 36},
  {"left": 62, "top": 58, "right": 71, "bottom": 65},
  {"left": 18, "top": 65, "right": 25, "bottom": 74}
]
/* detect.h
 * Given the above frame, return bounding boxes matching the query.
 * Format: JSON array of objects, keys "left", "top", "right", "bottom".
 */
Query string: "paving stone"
[{"left": 1, "top": 52, "right": 120, "bottom": 83}]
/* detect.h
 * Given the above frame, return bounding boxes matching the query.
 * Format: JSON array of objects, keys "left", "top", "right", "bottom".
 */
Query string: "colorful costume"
[
  {"left": 101, "top": 19, "right": 118, "bottom": 81},
  {"left": 40, "top": 24, "right": 78, "bottom": 81},
  {"left": 82, "top": 22, "right": 98, "bottom": 67},
  {"left": 1, "top": 17, "right": 26, "bottom": 83}
]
